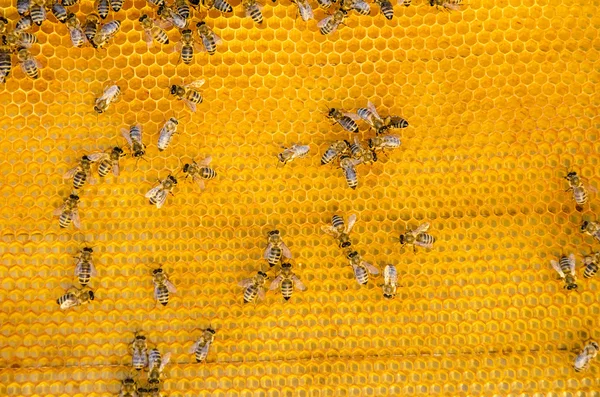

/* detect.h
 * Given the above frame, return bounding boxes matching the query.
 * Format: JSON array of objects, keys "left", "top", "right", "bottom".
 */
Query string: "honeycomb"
[{"left": 1, "top": 0, "right": 600, "bottom": 394}]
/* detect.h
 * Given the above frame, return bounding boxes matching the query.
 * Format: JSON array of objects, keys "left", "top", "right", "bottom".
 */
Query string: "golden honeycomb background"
[{"left": 2, "top": 0, "right": 600, "bottom": 394}]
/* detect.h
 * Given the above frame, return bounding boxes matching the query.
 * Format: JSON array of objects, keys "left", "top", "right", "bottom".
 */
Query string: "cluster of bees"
[{"left": 238, "top": 230, "right": 307, "bottom": 303}]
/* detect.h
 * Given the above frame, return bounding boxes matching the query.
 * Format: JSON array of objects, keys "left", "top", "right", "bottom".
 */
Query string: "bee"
[
  {"left": 399, "top": 222, "right": 435, "bottom": 252},
  {"left": 277, "top": 144, "right": 310, "bottom": 167},
  {"left": 198, "top": 0, "right": 234, "bottom": 13},
  {"left": 339, "top": 156, "right": 361, "bottom": 190},
  {"left": 583, "top": 252, "right": 600, "bottom": 279},
  {"left": 130, "top": 332, "right": 149, "bottom": 371},
  {"left": 139, "top": 14, "right": 170, "bottom": 48},
  {"left": 176, "top": 28, "right": 201, "bottom": 65},
  {"left": 368, "top": 135, "right": 401, "bottom": 152},
  {"left": 96, "top": 0, "right": 110, "bottom": 19},
  {"left": 30, "top": 0, "right": 47, "bottom": 26},
  {"left": 196, "top": 21, "right": 222, "bottom": 55},
  {"left": 146, "top": 175, "right": 178, "bottom": 209},
  {"left": 581, "top": 220, "right": 600, "bottom": 244},
  {"left": 565, "top": 171, "right": 595, "bottom": 211},
  {"left": 190, "top": 327, "right": 216, "bottom": 363},
  {"left": 316, "top": 0, "right": 333, "bottom": 9},
  {"left": 147, "top": 0, "right": 165, "bottom": 6},
  {"left": 349, "top": 137, "right": 377, "bottom": 165},
  {"left": 119, "top": 377, "right": 138, "bottom": 397},
  {"left": 74, "top": 247, "right": 97, "bottom": 287},
  {"left": 121, "top": 124, "right": 146, "bottom": 159},
  {"left": 322, "top": 213, "right": 357, "bottom": 249},
  {"left": 66, "top": 13, "right": 85, "bottom": 47},
  {"left": 83, "top": 14, "right": 101, "bottom": 44},
  {"left": 381, "top": 264, "right": 397, "bottom": 299},
  {"left": 326, "top": 107, "right": 359, "bottom": 133},
  {"left": 88, "top": 147, "right": 125, "bottom": 177},
  {"left": 157, "top": 3, "right": 187, "bottom": 29},
  {"left": 238, "top": 271, "right": 269, "bottom": 304},
  {"left": 170, "top": 79, "right": 204, "bottom": 111},
  {"left": 269, "top": 262, "right": 307, "bottom": 301},
  {"left": 264, "top": 229, "right": 293, "bottom": 267},
  {"left": 182, "top": 156, "right": 216, "bottom": 191},
  {"left": 0, "top": 17, "right": 7, "bottom": 35},
  {"left": 292, "top": 0, "right": 314, "bottom": 21},
  {"left": 551, "top": 254, "right": 578, "bottom": 291},
  {"left": 357, "top": 101, "right": 409, "bottom": 134},
  {"left": 17, "top": 47, "right": 41, "bottom": 80},
  {"left": 63, "top": 155, "right": 94, "bottom": 189},
  {"left": 3, "top": 31, "right": 38, "bottom": 50},
  {"left": 574, "top": 342, "right": 599, "bottom": 372},
  {"left": 148, "top": 348, "right": 171, "bottom": 385},
  {"left": 317, "top": 10, "right": 347, "bottom": 35},
  {"left": 0, "top": 48, "right": 11, "bottom": 84},
  {"left": 51, "top": 1, "right": 68, "bottom": 23},
  {"left": 243, "top": 0, "right": 264, "bottom": 24},
  {"left": 175, "top": 0, "right": 191, "bottom": 20},
  {"left": 321, "top": 140, "right": 349, "bottom": 165},
  {"left": 111, "top": 0, "right": 125, "bottom": 12},
  {"left": 94, "top": 84, "right": 121, "bottom": 114},
  {"left": 15, "top": 16, "right": 34, "bottom": 33},
  {"left": 92, "top": 19, "right": 121, "bottom": 48},
  {"left": 430, "top": 0, "right": 462, "bottom": 11},
  {"left": 373, "top": 0, "right": 394, "bottom": 19},
  {"left": 56, "top": 286, "right": 95, "bottom": 310},
  {"left": 157, "top": 117, "right": 179, "bottom": 151},
  {"left": 347, "top": 251, "right": 379, "bottom": 285},
  {"left": 151, "top": 265, "right": 177, "bottom": 306},
  {"left": 53, "top": 194, "right": 82, "bottom": 229},
  {"left": 17, "top": 0, "right": 32, "bottom": 16},
  {"left": 340, "top": 0, "right": 370, "bottom": 15},
  {"left": 62, "top": 0, "right": 80, "bottom": 5}
]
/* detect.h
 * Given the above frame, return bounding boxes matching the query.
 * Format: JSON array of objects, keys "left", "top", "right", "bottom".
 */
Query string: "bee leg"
[{"left": 413, "top": 245, "right": 417, "bottom": 253}]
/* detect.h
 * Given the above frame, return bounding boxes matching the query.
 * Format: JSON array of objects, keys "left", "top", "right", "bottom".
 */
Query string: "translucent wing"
[
  {"left": 153, "top": 190, "right": 168, "bottom": 209},
  {"left": 63, "top": 166, "right": 81, "bottom": 179},
  {"left": 414, "top": 240, "right": 434, "bottom": 249},
  {"left": 192, "top": 175, "right": 206, "bottom": 190},
  {"left": 281, "top": 242, "right": 293, "bottom": 259},
  {"left": 345, "top": 213, "right": 357, "bottom": 233},
  {"left": 238, "top": 278, "right": 254, "bottom": 288},
  {"left": 74, "top": 261, "right": 83, "bottom": 276},
  {"left": 199, "top": 156, "right": 213, "bottom": 166},
  {"left": 165, "top": 279, "right": 177, "bottom": 293},
  {"left": 144, "top": 28, "right": 154, "bottom": 48},
  {"left": 269, "top": 274, "right": 283, "bottom": 290},
  {"left": 291, "top": 274, "right": 307, "bottom": 291},
  {"left": 185, "top": 79, "right": 206, "bottom": 89},
  {"left": 53, "top": 205, "right": 65, "bottom": 215},
  {"left": 588, "top": 184, "right": 598, "bottom": 193},
  {"left": 89, "top": 261, "right": 98, "bottom": 276},
  {"left": 321, "top": 225, "right": 338, "bottom": 237},
  {"left": 414, "top": 223, "right": 430, "bottom": 235},
  {"left": 87, "top": 152, "right": 108, "bottom": 162},
  {"left": 213, "top": 33, "right": 222, "bottom": 45},
  {"left": 189, "top": 341, "right": 200, "bottom": 354},
  {"left": 71, "top": 209, "right": 81, "bottom": 229},
  {"left": 153, "top": 284, "right": 160, "bottom": 300},
  {"left": 363, "top": 261, "right": 379, "bottom": 275},
  {"left": 367, "top": 101, "right": 382, "bottom": 120},
  {"left": 317, "top": 15, "right": 333, "bottom": 28},
  {"left": 157, "top": 19, "right": 173, "bottom": 29},
  {"left": 200, "top": 341, "right": 211, "bottom": 356},
  {"left": 263, "top": 243, "right": 273, "bottom": 259},
  {"left": 112, "top": 160, "right": 120, "bottom": 176},
  {"left": 568, "top": 254, "right": 576, "bottom": 276},
  {"left": 121, "top": 128, "right": 133, "bottom": 147},
  {"left": 383, "top": 265, "right": 397, "bottom": 285},
  {"left": 159, "top": 352, "right": 171, "bottom": 371},
  {"left": 551, "top": 260, "right": 565, "bottom": 278},
  {"left": 443, "top": 1, "right": 461, "bottom": 10},
  {"left": 398, "top": 0, "right": 407, "bottom": 4},
  {"left": 297, "top": 1, "right": 314, "bottom": 20},
  {"left": 145, "top": 184, "right": 164, "bottom": 198},
  {"left": 257, "top": 286, "right": 266, "bottom": 301},
  {"left": 60, "top": 295, "right": 78, "bottom": 310},
  {"left": 183, "top": 99, "right": 197, "bottom": 112}
]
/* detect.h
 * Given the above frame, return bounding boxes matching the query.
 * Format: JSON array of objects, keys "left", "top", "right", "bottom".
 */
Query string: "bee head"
[
  {"left": 183, "top": 164, "right": 191, "bottom": 173},
  {"left": 281, "top": 262, "right": 292, "bottom": 269},
  {"left": 138, "top": 14, "right": 148, "bottom": 22},
  {"left": 565, "top": 283, "right": 578, "bottom": 291},
  {"left": 82, "top": 155, "right": 90, "bottom": 161},
  {"left": 566, "top": 171, "right": 577, "bottom": 179},
  {"left": 170, "top": 85, "right": 178, "bottom": 95},
  {"left": 207, "top": 327, "right": 216, "bottom": 334},
  {"left": 346, "top": 251, "right": 358, "bottom": 259},
  {"left": 196, "top": 21, "right": 206, "bottom": 28},
  {"left": 83, "top": 247, "right": 93, "bottom": 253},
  {"left": 182, "top": 28, "right": 192, "bottom": 35},
  {"left": 581, "top": 221, "right": 589, "bottom": 232},
  {"left": 69, "top": 194, "right": 80, "bottom": 200},
  {"left": 114, "top": 147, "right": 124, "bottom": 154},
  {"left": 429, "top": 0, "right": 434, "bottom": 5},
  {"left": 258, "top": 271, "right": 268, "bottom": 278},
  {"left": 136, "top": 335, "right": 146, "bottom": 341},
  {"left": 171, "top": 117, "right": 179, "bottom": 125},
  {"left": 592, "top": 342, "right": 599, "bottom": 350},
  {"left": 383, "top": 293, "right": 394, "bottom": 299},
  {"left": 189, "top": 0, "right": 200, "bottom": 4},
  {"left": 327, "top": 108, "right": 336, "bottom": 117},
  {"left": 0, "top": 17, "right": 8, "bottom": 24},
  {"left": 399, "top": 234, "right": 405, "bottom": 244},
  {"left": 133, "top": 150, "right": 145, "bottom": 158},
  {"left": 123, "top": 378, "right": 135, "bottom": 385},
  {"left": 268, "top": 230, "right": 279, "bottom": 236},
  {"left": 137, "top": 387, "right": 147, "bottom": 393},
  {"left": 153, "top": 268, "right": 163, "bottom": 275},
  {"left": 88, "top": 291, "right": 95, "bottom": 300},
  {"left": 157, "top": 3, "right": 165, "bottom": 14},
  {"left": 168, "top": 175, "right": 178, "bottom": 184},
  {"left": 148, "top": 379, "right": 160, "bottom": 385},
  {"left": 340, "top": 241, "right": 351, "bottom": 248},
  {"left": 367, "top": 139, "right": 375, "bottom": 149},
  {"left": 93, "top": 105, "right": 104, "bottom": 114}
]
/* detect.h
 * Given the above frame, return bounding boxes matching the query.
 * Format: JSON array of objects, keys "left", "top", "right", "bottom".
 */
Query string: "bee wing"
[
  {"left": 551, "top": 260, "right": 565, "bottom": 278},
  {"left": 183, "top": 99, "right": 197, "bottom": 112},
  {"left": 343, "top": 112, "right": 362, "bottom": 121},
  {"left": 363, "top": 261, "right": 379, "bottom": 275},
  {"left": 185, "top": 79, "right": 206, "bottom": 89},
  {"left": 568, "top": 254, "right": 576, "bottom": 275},
  {"left": 153, "top": 284, "right": 160, "bottom": 300},
  {"left": 269, "top": 274, "right": 283, "bottom": 290},
  {"left": 367, "top": 101, "right": 382, "bottom": 120},
  {"left": 157, "top": 19, "right": 173, "bottom": 29},
  {"left": 213, "top": 33, "right": 222, "bottom": 45},
  {"left": 317, "top": 15, "right": 333, "bottom": 28},
  {"left": 144, "top": 28, "right": 154, "bottom": 48},
  {"left": 189, "top": 341, "right": 200, "bottom": 354},
  {"left": 165, "top": 279, "right": 177, "bottom": 293},
  {"left": 443, "top": 1, "right": 462, "bottom": 10},
  {"left": 297, "top": 1, "right": 314, "bottom": 20},
  {"left": 383, "top": 265, "right": 397, "bottom": 284},
  {"left": 121, "top": 128, "right": 133, "bottom": 147},
  {"left": 588, "top": 184, "right": 598, "bottom": 193},
  {"left": 63, "top": 166, "right": 80, "bottom": 179},
  {"left": 200, "top": 340, "right": 211, "bottom": 355},
  {"left": 60, "top": 296, "right": 78, "bottom": 310},
  {"left": 89, "top": 261, "right": 98, "bottom": 276},
  {"left": 87, "top": 152, "right": 108, "bottom": 162},
  {"left": 192, "top": 175, "right": 206, "bottom": 190},
  {"left": 263, "top": 243, "right": 273, "bottom": 259},
  {"left": 72, "top": 209, "right": 81, "bottom": 229},
  {"left": 321, "top": 225, "right": 338, "bottom": 236},
  {"left": 145, "top": 184, "right": 164, "bottom": 198},
  {"left": 199, "top": 156, "right": 212, "bottom": 166},
  {"left": 159, "top": 352, "right": 171, "bottom": 371},
  {"left": 53, "top": 205, "right": 65, "bottom": 215},
  {"left": 153, "top": 190, "right": 168, "bottom": 209},
  {"left": 414, "top": 222, "right": 430, "bottom": 235},
  {"left": 281, "top": 242, "right": 293, "bottom": 259},
  {"left": 345, "top": 213, "right": 357, "bottom": 233},
  {"left": 257, "top": 286, "right": 266, "bottom": 301},
  {"left": 414, "top": 240, "right": 434, "bottom": 249},
  {"left": 112, "top": 160, "right": 120, "bottom": 176},
  {"left": 238, "top": 278, "right": 254, "bottom": 288},
  {"left": 291, "top": 274, "right": 307, "bottom": 291},
  {"left": 398, "top": 0, "right": 406, "bottom": 4},
  {"left": 74, "top": 261, "right": 83, "bottom": 275}
]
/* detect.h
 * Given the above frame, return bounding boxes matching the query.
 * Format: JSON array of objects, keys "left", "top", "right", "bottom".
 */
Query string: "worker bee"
[
  {"left": 175, "top": 0, "right": 190, "bottom": 20},
  {"left": 317, "top": 10, "right": 347, "bottom": 35},
  {"left": 583, "top": 252, "right": 600, "bottom": 279},
  {"left": 74, "top": 247, "right": 97, "bottom": 287},
  {"left": 292, "top": 0, "right": 313, "bottom": 20},
  {"left": 63, "top": 155, "right": 94, "bottom": 190},
  {"left": 322, "top": 213, "right": 356, "bottom": 248},
  {"left": 150, "top": 265, "right": 177, "bottom": 306},
  {"left": 121, "top": 124, "right": 146, "bottom": 159},
  {"left": 56, "top": 286, "right": 95, "bottom": 310},
  {"left": 83, "top": 14, "right": 101, "bottom": 44},
  {"left": 53, "top": 194, "right": 81, "bottom": 229},
  {"left": 326, "top": 107, "right": 359, "bottom": 133},
  {"left": 321, "top": 140, "right": 349, "bottom": 165},
  {"left": 96, "top": 0, "right": 110, "bottom": 19},
  {"left": 62, "top": 0, "right": 80, "bottom": 5},
  {"left": 340, "top": 0, "right": 370, "bottom": 15},
  {"left": 264, "top": 229, "right": 293, "bottom": 267},
  {"left": 111, "top": 0, "right": 125, "bottom": 11},
  {"left": 430, "top": 0, "right": 462, "bottom": 11},
  {"left": 316, "top": 0, "right": 333, "bottom": 9},
  {"left": 139, "top": 14, "right": 170, "bottom": 47},
  {"left": 381, "top": 264, "right": 397, "bottom": 299},
  {"left": 368, "top": 135, "right": 401, "bottom": 152},
  {"left": 29, "top": 0, "right": 47, "bottom": 26},
  {"left": 148, "top": 348, "right": 171, "bottom": 385},
  {"left": 88, "top": 147, "right": 125, "bottom": 177},
  {"left": 147, "top": 0, "right": 165, "bottom": 6},
  {"left": 157, "top": 3, "right": 187, "bottom": 29},
  {"left": 551, "top": 254, "right": 578, "bottom": 291},
  {"left": 170, "top": 79, "right": 204, "bottom": 111},
  {"left": 357, "top": 101, "right": 409, "bottom": 134},
  {"left": 94, "top": 84, "right": 120, "bottom": 113},
  {"left": 51, "top": 1, "right": 68, "bottom": 23},
  {"left": 349, "top": 137, "right": 377, "bottom": 165},
  {"left": 339, "top": 156, "right": 361, "bottom": 190},
  {"left": 238, "top": 271, "right": 269, "bottom": 304},
  {"left": 581, "top": 221, "right": 600, "bottom": 244},
  {"left": 3, "top": 31, "right": 37, "bottom": 51},
  {"left": 190, "top": 327, "right": 216, "bottom": 363},
  {"left": 182, "top": 156, "right": 216, "bottom": 191},
  {"left": 176, "top": 28, "right": 201, "bottom": 65},
  {"left": 347, "top": 251, "right": 379, "bottom": 285},
  {"left": 243, "top": 0, "right": 264, "bottom": 24},
  {"left": 574, "top": 341, "right": 599, "bottom": 372},
  {"left": 17, "top": 0, "right": 32, "bottom": 16},
  {"left": 399, "top": 222, "right": 435, "bottom": 252},
  {"left": 197, "top": 0, "right": 234, "bottom": 12},
  {"left": 17, "top": 47, "right": 41, "bottom": 80},
  {"left": 157, "top": 117, "right": 179, "bottom": 151},
  {"left": 269, "top": 262, "right": 307, "bottom": 300},
  {"left": 119, "top": 377, "right": 138, "bottom": 397},
  {"left": 0, "top": 48, "right": 11, "bottom": 84},
  {"left": 565, "top": 171, "right": 595, "bottom": 211},
  {"left": 196, "top": 21, "right": 222, "bottom": 55},
  {"left": 130, "top": 332, "right": 149, "bottom": 371},
  {"left": 15, "top": 16, "right": 34, "bottom": 32},
  {"left": 145, "top": 175, "right": 178, "bottom": 209},
  {"left": 92, "top": 19, "right": 121, "bottom": 48},
  {"left": 277, "top": 144, "right": 310, "bottom": 167},
  {"left": 66, "top": 13, "right": 85, "bottom": 47},
  {"left": 373, "top": 0, "right": 394, "bottom": 19}
]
